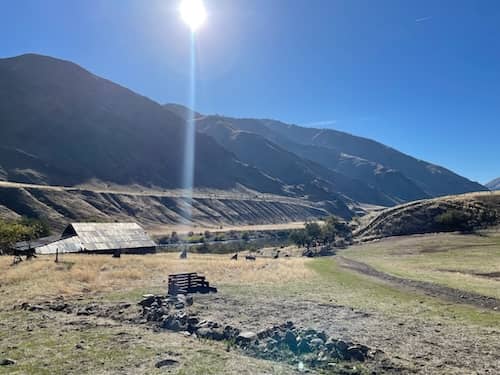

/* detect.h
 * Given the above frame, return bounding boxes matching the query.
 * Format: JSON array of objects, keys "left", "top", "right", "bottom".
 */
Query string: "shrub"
[{"left": 435, "top": 210, "right": 473, "bottom": 232}]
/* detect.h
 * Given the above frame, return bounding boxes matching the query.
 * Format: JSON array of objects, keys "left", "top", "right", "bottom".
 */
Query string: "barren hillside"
[
  {"left": 0, "top": 182, "right": 333, "bottom": 230},
  {"left": 355, "top": 191, "right": 500, "bottom": 240}
]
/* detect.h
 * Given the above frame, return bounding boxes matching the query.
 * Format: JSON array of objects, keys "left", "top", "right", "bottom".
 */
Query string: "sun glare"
[{"left": 179, "top": 0, "right": 207, "bottom": 32}]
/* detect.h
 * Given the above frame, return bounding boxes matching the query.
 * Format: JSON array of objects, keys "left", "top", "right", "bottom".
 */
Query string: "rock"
[
  {"left": 266, "top": 338, "right": 279, "bottom": 350},
  {"left": 335, "top": 340, "right": 349, "bottom": 355},
  {"left": 310, "top": 337, "right": 324, "bottom": 348},
  {"left": 0, "top": 359, "right": 16, "bottom": 366},
  {"left": 75, "top": 344, "right": 84, "bottom": 350},
  {"left": 155, "top": 359, "right": 179, "bottom": 368},
  {"left": 169, "top": 320, "right": 187, "bottom": 332},
  {"left": 161, "top": 315, "right": 187, "bottom": 331},
  {"left": 317, "top": 350, "right": 329, "bottom": 362},
  {"left": 257, "top": 329, "right": 270, "bottom": 340},
  {"left": 237, "top": 331, "right": 257, "bottom": 342},
  {"left": 297, "top": 339, "right": 311, "bottom": 353},
  {"left": 196, "top": 327, "right": 212, "bottom": 338},
  {"left": 28, "top": 305, "right": 45, "bottom": 312},
  {"left": 284, "top": 330, "right": 298, "bottom": 352},
  {"left": 139, "top": 295, "right": 155, "bottom": 307},
  {"left": 223, "top": 325, "right": 240, "bottom": 340},
  {"left": 347, "top": 346, "right": 366, "bottom": 361},
  {"left": 196, "top": 320, "right": 209, "bottom": 329},
  {"left": 49, "top": 303, "right": 68, "bottom": 312},
  {"left": 196, "top": 328, "right": 225, "bottom": 341},
  {"left": 174, "top": 302, "right": 185, "bottom": 309},
  {"left": 187, "top": 317, "right": 200, "bottom": 327}
]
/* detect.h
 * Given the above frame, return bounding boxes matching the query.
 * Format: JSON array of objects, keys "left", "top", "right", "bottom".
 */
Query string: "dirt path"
[{"left": 338, "top": 256, "right": 500, "bottom": 311}]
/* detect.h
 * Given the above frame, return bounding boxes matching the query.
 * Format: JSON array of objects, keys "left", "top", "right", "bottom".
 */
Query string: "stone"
[
  {"left": 284, "top": 330, "right": 298, "bottom": 352},
  {"left": 196, "top": 327, "right": 212, "bottom": 338},
  {"left": 317, "top": 350, "right": 329, "bottom": 362},
  {"left": 223, "top": 325, "right": 240, "bottom": 340},
  {"left": 0, "top": 359, "right": 16, "bottom": 366},
  {"left": 335, "top": 340, "right": 348, "bottom": 354},
  {"left": 49, "top": 303, "right": 69, "bottom": 312},
  {"left": 187, "top": 317, "right": 200, "bottom": 327},
  {"left": 196, "top": 328, "right": 224, "bottom": 341},
  {"left": 347, "top": 346, "right": 366, "bottom": 361},
  {"left": 174, "top": 302, "right": 185, "bottom": 310},
  {"left": 155, "top": 359, "right": 179, "bottom": 368},
  {"left": 297, "top": 339, "right": 311, "bottom": 353},
  {"left": 196, "top": 320, "right": 209, "bottom": 329},
  {"left": 139, "top": 295, "right": 155, "bottom": 307},
  {"left": 266, "top": 338, "right": 279, "bottom": 350},
  {"left": 309, "top": 337, "right": 324, "bottom": 348},
  {"left": 237, "top": 331, "right": 257, "bottom": 342},
  {"left": 169, "top": 320, "right": 187, "bottom": 332},
  {"left": 28, "top": 305, "right": 45, "bottom": 312}
]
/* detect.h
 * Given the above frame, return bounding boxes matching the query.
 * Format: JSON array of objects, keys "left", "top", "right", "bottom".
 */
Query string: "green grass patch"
[{"left": 306, "top": 258, "right": 500, "bottom": 327}]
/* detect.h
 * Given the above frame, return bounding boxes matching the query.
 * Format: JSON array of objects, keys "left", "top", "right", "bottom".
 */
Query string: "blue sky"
[{"left": 1, "top": 0, "right": 499, "bottom": 184}]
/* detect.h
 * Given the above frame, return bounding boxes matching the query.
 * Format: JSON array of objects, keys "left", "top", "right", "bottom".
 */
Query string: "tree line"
[
  {"left": 0, "top": 218, "right": 51, "bottom": 255},
  {"left": 288, "top": 217, "right": 352, "bottom": 249}
]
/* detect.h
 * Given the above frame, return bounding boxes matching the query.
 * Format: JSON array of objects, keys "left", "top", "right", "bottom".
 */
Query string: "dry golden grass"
[{"left": 0, "top": 253, "right": 313, "bottom": 306}]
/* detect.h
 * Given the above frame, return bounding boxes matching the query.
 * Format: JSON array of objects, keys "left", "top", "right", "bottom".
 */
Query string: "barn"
[{"left": 35, "top": 222, "right": 156, "bottom": 255}]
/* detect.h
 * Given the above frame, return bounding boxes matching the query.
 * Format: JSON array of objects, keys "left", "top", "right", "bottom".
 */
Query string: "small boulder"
[
  {"left": 139, "top": 295, "right": 155, "bottom": 307},
  {"left": 174, "top": 302, "right": 185, "bottom": 310},
  {"left": 309, "top": 337, "right": 324, "bottom": 348},
  {"left": 196, "top": 328, "right": 225, "bottom": 340},
  {"left": 155, "top": 358, "right": 179, "bottom": 368},
  {"left": 0, "top": 359, "right": 16, "bottom": 366},
  {"left": 237, "top": 331, "right": 257, "bottom": 342},
  {"left": 28, "top": 305, "right": 45, "bottom": 312},
  {"left": 347, "top": 346, "right": 366, "bottom": 361},
  {"left": 297, "top": 338, "right": 311, "bottom": 354},
  {"left": 284, "top": 330, "right": 298, "bottom": 352}
]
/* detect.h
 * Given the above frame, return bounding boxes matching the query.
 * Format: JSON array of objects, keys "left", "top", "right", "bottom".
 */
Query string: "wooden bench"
[{"left": 168, "top": 272, "right": 217, "bottom": 296}]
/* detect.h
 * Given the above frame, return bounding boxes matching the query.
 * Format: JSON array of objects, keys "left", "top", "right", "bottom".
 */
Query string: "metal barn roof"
[
  {"left": 36, "top": 236, "right": 84, "bottom": 255},
  {"left": 61, "top": 222, "right": 156, "bottom": 251}
]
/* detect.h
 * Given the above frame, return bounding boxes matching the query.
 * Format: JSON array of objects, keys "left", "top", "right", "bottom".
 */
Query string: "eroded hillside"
[{"left": 0, "top": 182, "right": 335, "bottom": 230}]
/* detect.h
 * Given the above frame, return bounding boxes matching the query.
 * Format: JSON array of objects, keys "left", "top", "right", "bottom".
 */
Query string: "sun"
[{"left": 179, "top": 0, "right": 207, "bottom": 32}]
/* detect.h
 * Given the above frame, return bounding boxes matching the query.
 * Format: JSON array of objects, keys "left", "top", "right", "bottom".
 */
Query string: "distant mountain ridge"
[
  {"left": 186, "top": 111, "right": 486, "bottom": 205},
  {"left": 0, "top": 54, "right": 487, "bottom": 225},
  {"left": 486, "top": 178, "right": 500, "bottom": 190}
]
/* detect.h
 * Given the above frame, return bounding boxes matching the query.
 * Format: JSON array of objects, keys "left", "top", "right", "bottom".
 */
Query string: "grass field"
[
  {"left": 344, "top": 230, "right": 500, "bottom": 299},
  {"left": 1, "top": 231, "right": 500, "bottom": 374}
]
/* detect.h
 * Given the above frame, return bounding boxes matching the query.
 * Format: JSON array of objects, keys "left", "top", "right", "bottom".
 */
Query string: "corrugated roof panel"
[
  {"left": 67, "top": 222, "right": 155, "bottom": 251},
  {"left": 36, "top": 237, "right": 84, "bottom": 254}
]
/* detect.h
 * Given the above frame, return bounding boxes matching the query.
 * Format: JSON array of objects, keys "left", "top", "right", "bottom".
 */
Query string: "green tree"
[
  {"left": 305, "top": 222, "right": 321, "bottom": 240},
  {"left": 241, "top": 232, "right": 250, "bottom": 242},
  {"left": 0, "top": 220, "right": 35, "bottom": 254},
  {"left": 289, "top": 229, "right": 308, "bottom": 247},
  {"left": 435, "top": 210, "right": 473, "bottom": 232}
]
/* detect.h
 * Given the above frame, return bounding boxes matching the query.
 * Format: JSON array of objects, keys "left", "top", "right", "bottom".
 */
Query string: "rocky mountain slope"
[
  {"left": 486, "top": 178, "right": 500, "bottom": 191},
  {"left": 191, "top": 114, "right": 486, "bottom": 204}
]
